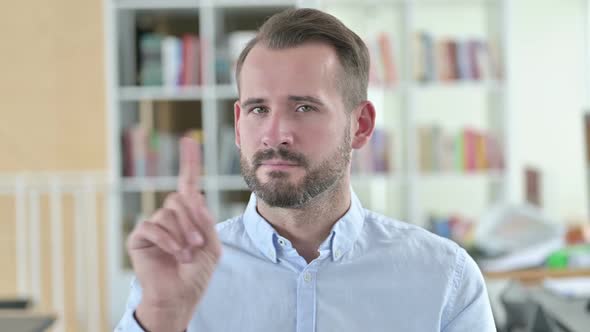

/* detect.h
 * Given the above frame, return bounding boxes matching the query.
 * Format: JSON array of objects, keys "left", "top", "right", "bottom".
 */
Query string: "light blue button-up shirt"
[{"left": 116, "top": 191, "right": 495, "bottom": 331}]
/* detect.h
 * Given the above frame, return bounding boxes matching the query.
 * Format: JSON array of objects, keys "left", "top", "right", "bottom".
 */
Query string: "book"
[
  {"left": 435, "top": 40, "right": 452, "bottom": 81},
  {"left": 377, "top": 32, "right": 397, "bottom": 86},
  {"left": 463, "top": 128, "right": 478, "bottom": 172},
  {"left": 423, "top": 33, "right": 437, "bottom": 82},
  {"left": 367, "top": 32, "right": 398, "bottom": 86},
  {"left": 162, "top": 36, "right": 183, "bottom": 87},
  {"left": 121, "top": 126, "right": 206, "bottom": 177},
  {"left": 219, "top": 125, "right": 240, "bottom": 175},
  {"left": 468, "top": 40, "right": 481, "bottom": 80},
  {"left": 431, "top": 125, "right": 443, "bottom": 171},
  {"left": 413, "top": 32, "right": 426, "bottom": 81},
  {"left": 139, "top": 33, "right": 163, "bottom": 85},
  {"left": 418, "top": 126, "right": 433, "bottom": 171},
  {"left": 368, "top": 36, "right": 384, "bottom": 85},
  {"left": 157, "top": 132, "right": 178, "bottom": 176},
  {"left": 475, "top": 132, "right": 487, "bottom": 170},
  {"left": 413, "top": 33, "right": 498, "bottom": 83},
  {"left": 180, "top": 34, "right": 201, "bottom": 85},
  {"left": 139, "top": 32, "right": 202, "bottom": 87},
  {"left": 455, "top": 40, "right": 471, "bottom": 80},
  {"left": 132, "top": 125, "right": 148, "bottom": 177},
  {"left": 447, "top": 40, "right": 459, "bottom": 80},
  {"left": 416, "top": 125, "right": 504, "bottom": 173},
  {"left": 525, "top": 167, "right": 542, "bottom": 207},
  {"left": 414, "top": 31, "right": 437, "bottom": 82},
  {"left": 486, "top": 135, "right": 504, "bottom": 169},
  {"left": 122, "top": 128, "right": 134, "bottom": 177},
  {"left": 455, "top": 132, "right": 465, "bottom": 172},
  {"left": 371, "top": 128, "right": 391, "bottom": 172},
  {"left": 351, "top": 128, "right": 393, "bottom": 174}
]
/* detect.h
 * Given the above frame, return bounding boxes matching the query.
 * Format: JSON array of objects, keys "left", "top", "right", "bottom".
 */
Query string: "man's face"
[{"left": 235, "top": 42, "right": 352, "bottom": 208}]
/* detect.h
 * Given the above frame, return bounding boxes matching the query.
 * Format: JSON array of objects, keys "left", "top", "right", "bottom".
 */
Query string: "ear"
[
  {"left": 351, "top": 101, "right": 376, "bottom": 149},
  {"left": 234, "top": 100, "right": 242, "bottom": 148}
]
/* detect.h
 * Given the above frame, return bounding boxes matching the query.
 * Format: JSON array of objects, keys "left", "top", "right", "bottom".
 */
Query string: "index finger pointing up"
[{"left": 178, "top": 136, "right": 201, "bottom": 196}]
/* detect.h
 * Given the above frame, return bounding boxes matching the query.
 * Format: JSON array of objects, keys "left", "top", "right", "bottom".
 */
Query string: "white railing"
[{"left": 0, "top": 172, "right": 110, "bottom": 332}]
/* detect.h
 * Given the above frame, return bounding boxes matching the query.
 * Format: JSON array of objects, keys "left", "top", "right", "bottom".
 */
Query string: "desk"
[
  {"left": 528, "top": 289, "right": 590, "bottom": 332},
  {"left": 485, "top": 269, "right": 590, "bottom": 331},
  {"left": 485, "top": 268, "right": 590, "bottom": 284},
  {"left": 0, "top": 311, "right": 55, "bottom": 332}
]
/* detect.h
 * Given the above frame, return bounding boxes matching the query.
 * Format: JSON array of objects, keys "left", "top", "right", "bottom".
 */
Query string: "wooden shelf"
[
  {"left": 413, "top": 80, "right": 502, "bottom": 92},
  {"left": 418, "top": 170, "right": 505, "bottom": 182},
  {"left": 115, "top": 0, "right": 202, "bottom": 10},
  {"left": 484, "top": 268, "right": 590, "bottom": 284},
  {"left": 118, "top": 84, "right": 238, "bottom": 101}
]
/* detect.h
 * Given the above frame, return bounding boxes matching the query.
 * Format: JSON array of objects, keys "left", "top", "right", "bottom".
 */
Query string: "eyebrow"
[
  {"left": 287, "top": 95, "right": 325, "bottom": 106},
  {"left": 241, "top": 95, "right": 326, "bottom": 108},
  {"left": 241, "top": 98, "right": 265, "bottom": 108}
]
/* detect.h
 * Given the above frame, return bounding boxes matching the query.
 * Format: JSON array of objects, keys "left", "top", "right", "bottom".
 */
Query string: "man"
[{"left": 116, "top": 8, "right": 495, "bottom": 332}]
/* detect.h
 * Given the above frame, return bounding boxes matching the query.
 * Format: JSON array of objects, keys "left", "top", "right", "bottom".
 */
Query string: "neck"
[{"left": 256, "top": 177, "right": 351, "bottom": 263}]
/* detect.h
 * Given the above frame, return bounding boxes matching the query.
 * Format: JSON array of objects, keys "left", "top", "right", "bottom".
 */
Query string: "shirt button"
[
  {"left": 304, "top": 272, "right": 312, "bottom": 283},
  {"left": 335, "top": 249, "right": 342, "bottom": 258},
  {"left": 278, "top": 238, "right": 286, "bottom": 246}
]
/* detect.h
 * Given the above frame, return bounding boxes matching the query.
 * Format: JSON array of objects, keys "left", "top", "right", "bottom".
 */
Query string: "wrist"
[{"left": 135, "top": 300, "right": 195, "bottom": 332}]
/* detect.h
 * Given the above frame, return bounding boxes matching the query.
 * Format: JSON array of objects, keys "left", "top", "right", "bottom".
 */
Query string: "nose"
[{"left": 261, "top": 111, "right": 294, "bottom": 148}]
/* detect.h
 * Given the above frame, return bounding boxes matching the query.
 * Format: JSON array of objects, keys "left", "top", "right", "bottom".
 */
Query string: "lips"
[
  {"left": 261, "top": 159, "right": 299, "bottom": 167},
  {"left": 252, "top": 148, "right": 308, "bottom": 169}
]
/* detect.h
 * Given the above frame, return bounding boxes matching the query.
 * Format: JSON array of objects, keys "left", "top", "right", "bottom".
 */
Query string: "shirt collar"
[
  {"left": 243, "top": 193, "right": 279, "bottom": 263},
  {"left": 242, "top": 188, "right": 366, "bottom": 263}
]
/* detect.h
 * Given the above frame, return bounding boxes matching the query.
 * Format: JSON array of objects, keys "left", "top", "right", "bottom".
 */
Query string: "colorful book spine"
[
  {"left": 352, "top": 128, "right": 393, "bottom": 174},
  {"left": 121, "top": 126, "right": 205, "bottom": 177},
  {"left": 414, "top": 32, "right": 499, "bottom": 83},
  {"left": 139, "top": 34, "right": 163, "bottom": 86},
  {"left": 139, "top": 33, "right": 202, "bottom": 87},
  {"left": 417, "top": 125, "right": 504, "bottom": 173},
  {"left": 377, "top": 32, "right": 397, "bottom": 86}
]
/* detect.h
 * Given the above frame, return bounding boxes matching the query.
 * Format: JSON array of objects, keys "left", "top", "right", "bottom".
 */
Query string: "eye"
[
  {"left": 296, "top": 105, "right": 314, "bottom": 113},
  {"left": 250, "top": 106, "right": 268, "bottom": 114}
]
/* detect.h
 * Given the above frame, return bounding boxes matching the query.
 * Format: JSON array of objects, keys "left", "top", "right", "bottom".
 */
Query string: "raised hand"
[{"left": 127, "top": 136, "right": 222, "bottom": 332}]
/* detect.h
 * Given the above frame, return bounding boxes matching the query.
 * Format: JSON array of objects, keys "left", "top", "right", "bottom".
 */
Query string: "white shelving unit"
[
  {"left": 104, "top": 0, "right": 511, "bottom": 326},
  {"left": 320, "top": 0, "right": 511, "bottom": 223}
]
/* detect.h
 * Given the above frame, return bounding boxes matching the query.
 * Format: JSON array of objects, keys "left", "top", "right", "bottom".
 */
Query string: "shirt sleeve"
[
  {"left": 113, "top": 277, "right": 147, "bottom": 332},
  {"left": 442, "top": 248, "right": 496, "bottom": 332}
]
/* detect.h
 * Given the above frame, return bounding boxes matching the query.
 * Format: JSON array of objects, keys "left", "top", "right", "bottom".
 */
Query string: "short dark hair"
[{"left": 235, "top": 8, "right": 370, "bottom": 112}]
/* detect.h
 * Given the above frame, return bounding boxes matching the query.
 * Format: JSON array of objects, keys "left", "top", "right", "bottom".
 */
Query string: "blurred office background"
[{"left": 1, "top": 0, "right": 590, "bottom": 331}]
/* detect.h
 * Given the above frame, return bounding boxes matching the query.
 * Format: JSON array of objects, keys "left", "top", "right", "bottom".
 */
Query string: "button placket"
[{"left": 296, "top": 267, "right": 318, "bottom": 332}]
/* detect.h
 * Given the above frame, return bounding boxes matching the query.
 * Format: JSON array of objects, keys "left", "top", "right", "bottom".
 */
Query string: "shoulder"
[
  {"left": 362, "top": 209, "right": 461, "bottom": 258},
  {"left": 356, "top": 209, "right": 475, "bottom": 284},
  {"left": 359, "top": 210, "right": 487, "bottom": 307}
]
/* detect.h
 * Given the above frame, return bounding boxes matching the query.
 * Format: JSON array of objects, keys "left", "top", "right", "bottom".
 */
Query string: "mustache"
[{"left": 252, "top": 148, "right": 309, "bottom": 168}]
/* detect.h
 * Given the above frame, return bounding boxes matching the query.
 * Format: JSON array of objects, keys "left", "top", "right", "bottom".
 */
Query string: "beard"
[{"left": 240, "top": 128, "right": 351, "bottom": 209}]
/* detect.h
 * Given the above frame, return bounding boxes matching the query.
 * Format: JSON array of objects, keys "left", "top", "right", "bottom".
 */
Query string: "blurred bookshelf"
[
  {"left": 320, "top": 0, "right": 510, "bottom": 228},
  {"left": 104, "top": 0, "right": 511, "bottom": 325}
]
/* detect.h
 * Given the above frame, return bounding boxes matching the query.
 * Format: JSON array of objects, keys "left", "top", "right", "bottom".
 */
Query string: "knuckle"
[
  {"left": 132, "top": 220, "right": 149, "bottom": 233},
  {"left": 164, "top": 192, "right": 181, "bottom": 206},
  {"left": 152, "top": 231, "right": 164, "bottom": 243},
  {"left": 158, "top": 207, "right": 178, "bottom": 221}
]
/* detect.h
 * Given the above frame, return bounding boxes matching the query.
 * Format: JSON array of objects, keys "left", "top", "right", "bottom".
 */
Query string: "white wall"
[{"left": 509, "top": 0, "right": 589, "bottom": 221}]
